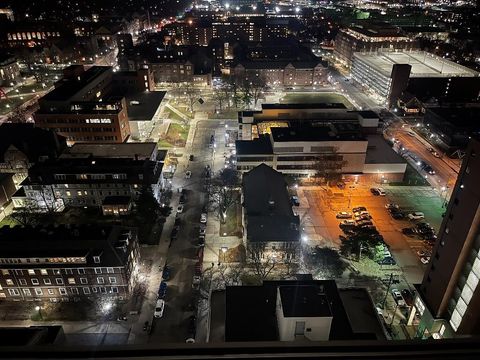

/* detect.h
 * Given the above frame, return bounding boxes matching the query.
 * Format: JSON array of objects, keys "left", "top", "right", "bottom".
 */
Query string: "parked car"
[
  {"left": 391, "top": 289, "right": 406, "bottom": 307},
  {"left": 423, "top": 164, "right": 435, "bottom": 175},
  {"left": 336, "top": 181, "right": 346, "bottom": 189},
  {"left": 200, "top": 213, "right": 207, "bottom": 224},
  {"left": 336, "top": 211, "right": 352, "bottom": 219},
  {"left": 355, "top": 214, "right": 372, "bottom": 222},
  {"left": 340, "top": 220, "right": 356, "bottom": 226},
  {"left": 154, "top": 299, "right": 165, "bottom": 318},
  {"left": 291, "top": 196, "right": 300, "bottom": 206},
  {"left": 370, "top": 187, "right": 386, "bottom": 196},
  {"left": 356, "top": 220, "right": 373, "bottom": 227},
  {"left": 402, "top": 227, "right": 418, "bottom": 237},
  {"left": 162, "top": 266, "right": 171, "bottom": 281},
  {"left": 378, "top": 257, "right": 396, "bottom": 265},
  {"left": 197, "top": 235, "right": 205, "bottom": 246},
  {"left": 199, "top": 228, "right": 206, "bottom": 236},
  {"left": 408, "top": 212, "right": 425, "bottom": 220},
  {"left": 432, "top": 151, "right": 441, "bottom": 158},
  {"left": 420, "top": 256, "right": 431, "bottom": 265},
  {"left": 158, "top": 282, "right": 167, "bottom": 299},
  {"left": 401, "top": 289, "right": 414, "bottom": 307},
  {"left": 170, "top": 228, "right": 178, "bottom": 240},
  {"left": 189, "top": 154, "right": 194, "bottom": 161},
  {"left": 385, "top": 203, "right": 399, "bottom": 210},
  {"left": 179, "top": 194, "right": 186, "bottom": 204},
  {"left": 177, "top": 205, "right": 184, "bottom": 214},
  {"left": 354, "top": 210, "right": 370, "bottom": 217},
  {"left": 185, "top": 171, "right": 192, "bottom": 179},
  {"left": 352, "top": 206, "right": 367, "bottom": 213},
  {"left": 390, "top": 209, "right": 405, "bottom": 219}
]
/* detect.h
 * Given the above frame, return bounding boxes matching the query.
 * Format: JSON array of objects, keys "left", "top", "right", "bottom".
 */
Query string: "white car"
[
  {"left": 391, "top": 289, "right": 406, "bottom": 307},
  {"left": 200, "top": 213, "right": 207, "bottom": 224},
  {"left": 408, "top": 212, "right": 425, "bottom": 220},
  {"left": 185, "top": 171, "right": 192, "bottom": 179},
  {"left": 340, "top": 220, "right": 356, "bottom": 226},
  {"left": 177, "top": 205, "right": 184, "bottom": 214},
  {"left": 154, "top": 299, "right": 165, "bottom": 318},
  {"left": 420, "top": 256, "right": 431, "bottom": 265}
]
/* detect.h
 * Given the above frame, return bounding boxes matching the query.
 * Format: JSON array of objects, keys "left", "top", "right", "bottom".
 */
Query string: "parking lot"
[{"left": 295, "top": 182, "right": 444, "bottom": 285}]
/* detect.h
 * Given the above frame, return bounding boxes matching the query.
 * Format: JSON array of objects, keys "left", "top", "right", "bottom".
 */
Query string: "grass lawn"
[
  {"left": 219, "top": 200, "right": 242, "bottom": 237},
  {"left": 0, "top": 216, "right": 20, "bottom": 228},
  {"left": 0, "top": 95, "right": 35, "bottom": 115},
  {"left": 280, "top": 92, "right": 354, "bottom": 109},
  {"left": 211, "top": 109, "right": 239, "bottom": 119},
  {"left": 164, "top": 108, "right": 187, "bottom": 122},
  {"left": 158, "top": 123, "right": 190, "bottom": 148}
]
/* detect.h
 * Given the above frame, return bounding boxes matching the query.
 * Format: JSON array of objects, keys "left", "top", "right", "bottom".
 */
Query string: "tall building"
[
  {"left": 411, "top": 138, "right": 480, "bottom": 337},
  {"left": 351, "top": 51, "right": 480, "bottom": 106},
  {"left": 334, "top": 23, "right": 416, "bottom": 67}
]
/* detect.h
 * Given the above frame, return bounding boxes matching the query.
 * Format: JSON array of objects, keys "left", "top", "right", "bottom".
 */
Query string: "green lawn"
[
  {"left": 280, "top": 92, "right": 354, "bottom": 109},
  {"left": 0, "top": 95, "right": 35, "bottom": 115},
  {"left": 158, "top": 123, "right": 190, "bottom": 148},
  {"left": 219, "top": 200, "right": 242, "bottom": 237},
  {"left": 390, "top": 163, "right": 430, "bottom": 186}
]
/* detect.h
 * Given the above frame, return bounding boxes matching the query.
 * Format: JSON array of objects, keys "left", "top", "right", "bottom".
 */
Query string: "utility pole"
[{"left": 382, "top": 273, "right": 399, "bottom": 309}]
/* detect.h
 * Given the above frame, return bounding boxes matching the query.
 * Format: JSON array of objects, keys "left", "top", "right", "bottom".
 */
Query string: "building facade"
[
  {"left": 0, "top": 226, "right": 140, "bottom": 302},
  {"left": 0, "top": 54, "right": 20, "bottom": 86},
  {"left": 13, "top": 156, "right": 164, "bottom": 211},
  {"left": 411, "top": 139, "right": 480, "bottom": 337}
]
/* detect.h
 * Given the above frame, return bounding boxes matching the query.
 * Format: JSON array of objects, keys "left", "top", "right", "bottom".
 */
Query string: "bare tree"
[
  {"left": 179, "top": 83, "right": 199, "bottom": 113},
  {"left": 247, "top": 242, "right": 278, "bottom": 280},
  {"left": 6, "top": 106, "right": 28, "bottom": 123},
  {"left": 249, "top": 75, "right": 267, "bottom": 108},
  {"left": 313, "top": 147, "right": 347, "bottom": 185},
  {"left": 208, "top": 168, "right": 241, "bottom": 223}
]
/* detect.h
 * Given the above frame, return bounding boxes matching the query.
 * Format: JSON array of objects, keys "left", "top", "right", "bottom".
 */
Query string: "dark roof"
[
  {"left": 41, "top": 66, "right": 111, "bottom": 102},
  {"left": 270, "top": 126, "right": 365, "bottom": 142},
  {"left": 225, "top": 280, "right": 354, "bottom": 342},
  {"left": 125, "top": 91, "right": 166, "bottom": 121},
  {"left": 0, "top": 225, "right": 134, "bottom": 268},
  {"left": 279, "top": 285, "right": 332, "bottom": 318},
  {"left": 262, "top": 103, "right": 347, "bottom": 110},
  {"left": 357, "top": 110, "right": 378, "bottom": 119},
  {"left": 235, "top": 135, "right": 273, "bottom": 155},
  {"left": 365, "top": 135, "right": 406, "bottom": 165},
  {"left": 242, "top": 164, "right": 299, "bottom": 243},
  {"left": 0, "top": 326, "right": 63, "bottom": 346},
  {"left": 0, "top": 124, "right": 66, "bottom": 163},
  {"left": 236, "top": 60, "right": 325, "bottom": 70},
  {"left": 425, "top": 106, "right": 480, "bottom": 128}
]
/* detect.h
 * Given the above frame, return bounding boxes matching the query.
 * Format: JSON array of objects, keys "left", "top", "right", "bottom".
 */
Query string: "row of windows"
[
  {"left": 7, "top": 31, "right": 60, "bottom": 41},
  {"left": 3, "top": 286, "right": 120, "bottom": 297},
  {"left": 1, "top": 267, "right": 115, "bottom": 275},
  {"left": 4, "top": 276, "right": 118, "bottom": 286}
]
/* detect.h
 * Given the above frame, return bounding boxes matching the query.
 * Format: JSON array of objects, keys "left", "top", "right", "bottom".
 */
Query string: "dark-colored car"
[
  {"left": 370, "top": 188, "right": 380, "bottom": 196},
  {"left": 174, "top": 217, "right": 181, "bottom": 226},
  {"left": 170, "top": 228, "right": 178, "bottom": 240},
  {"left": 401, "top": 289, "right": 415, "bottom": 306},
  {"left": 402, "top": 227, "right": 418, "bottom": 237},
  {"left": 162, "top": 266, "right": 171, "bottom": 281},
  {"left": 352, "top": 206, "right": 367, "bottom": 213},
  {"left": 390, "top": 209, "right": 405, "bottom": 219},
  {"left": 378, "top": 257, "right": 396, "bottom": 265},
  {"left": 291, "top": 196, "right": 300, "bottom": 206},
  {"left": 158, "top": 282, "right": 167, "bottom": 299},
  {"left": 179, "top": 194, "right": 186, "bottom": 204},
  {"left": 189, "top": 154, "right": 194, "bottom": 161}
]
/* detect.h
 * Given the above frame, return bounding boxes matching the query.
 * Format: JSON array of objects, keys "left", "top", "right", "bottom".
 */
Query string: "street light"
[{"left": 35, "top": 305, "right": 43, "bottom": 320}]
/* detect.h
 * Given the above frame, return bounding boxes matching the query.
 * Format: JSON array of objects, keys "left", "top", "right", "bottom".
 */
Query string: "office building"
[
  {"left": 351, "top": 51, "right": 480, "bottom": 106},
  {"left": 0, "top": 225, "right": 140, "bottom": 301},
  {"left": 34, "top": 65, "right": 157, "bottom": 144},
  {"left": 242, "top": 164, "right": 300, "bottom": 261},
  {"left": 411, "top": 139, "right": 480, "bottom": 337},
  {"left": 334, "top": 23, "right": 416, "bottom": 67}
]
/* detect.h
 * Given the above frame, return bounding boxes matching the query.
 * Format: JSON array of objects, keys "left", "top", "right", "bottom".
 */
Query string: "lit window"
[
  {"left": 68, "top": 278, "right": 76, "bottom": 285},
  {"left": 28, "top": 269, "right": 35, "bottom": 275},
  {"left": 40, "top": 269, "right": 48, "bottom": 275}
]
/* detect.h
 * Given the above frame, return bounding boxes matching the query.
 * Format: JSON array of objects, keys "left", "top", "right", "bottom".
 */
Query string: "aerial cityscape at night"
[{"left": 0, "top": 0, "right": 479, "bottom": 358}]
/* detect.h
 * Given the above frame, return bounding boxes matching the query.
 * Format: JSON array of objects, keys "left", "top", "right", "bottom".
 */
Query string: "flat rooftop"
[
  {"left": 354, "top": 51, "right": 479, "bottom": 78},
  {"left": 262, "top": 103, "right": 347, "bottom": 110},
  {"left": 64, "top": 142, "right": 158, "bottom": 160},
  {"left": 365, "top": 135, "right": 406, "bottom": 165},
  {"left": 279, "top": 285, "right": 332, "bottom": 318},
  {"left": 42, "top": 66, "right": 111, "bottom": 102},
  {"left": 236, "top": 135, "right": 273, "bottom": 155},
  {"left": 271, "top": 126, "right": 365, "bottom": 142},
  {"left": 125, "top": 91, "right": 166, "bottom": 121}
]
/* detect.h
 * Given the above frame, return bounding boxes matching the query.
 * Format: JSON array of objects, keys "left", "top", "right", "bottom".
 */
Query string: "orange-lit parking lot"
[{"left": 295, "top": 182, "right": 444, "bottom": 284}]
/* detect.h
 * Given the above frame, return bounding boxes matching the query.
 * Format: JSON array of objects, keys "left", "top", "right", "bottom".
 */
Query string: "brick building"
[{"left": 0, "top": 225, "right": 140, "bottom": 302}]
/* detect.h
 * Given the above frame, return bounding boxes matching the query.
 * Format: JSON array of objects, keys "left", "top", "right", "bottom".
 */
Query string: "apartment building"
[
  {"left": 0, "top": 225, "right": 139, "bottom": 302},
  {"left": 0, "top": 53, "right": 20, "bottom": 86},
  {"left": 12, "top": 155, "right": 164, "bottom": 211},
  {"left": 411, "top": 139, "right": 480, "bottom": 337},
  {"left": 232, "top": 60, "right": 328, "bottom": 88}
]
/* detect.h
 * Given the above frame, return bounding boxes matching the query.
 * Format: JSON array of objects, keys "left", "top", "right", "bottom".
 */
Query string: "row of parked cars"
[
  {"left": 391, "top": 288, "right": 415, "bottom": 308},
  {"left": 154, "top": 265, "right": 172, "bottom": 318},
  {"left": 385, "top": 203, "right": 425, "bottom": 221}
]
